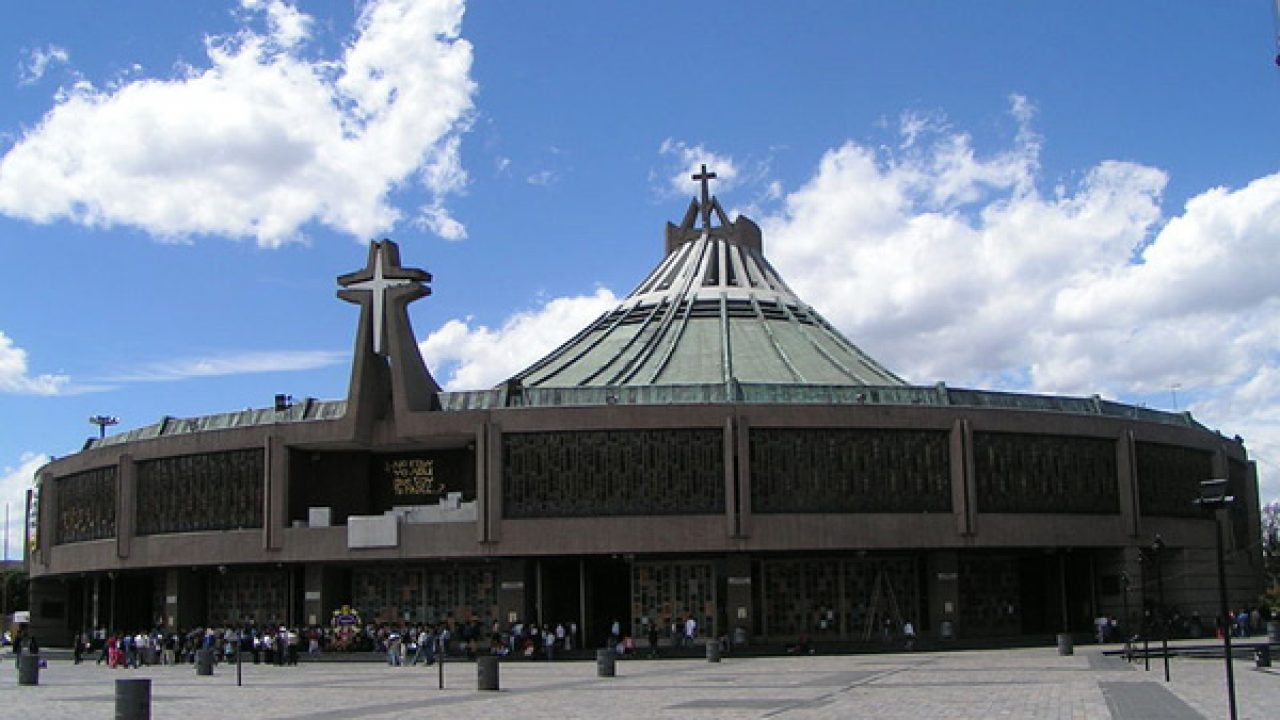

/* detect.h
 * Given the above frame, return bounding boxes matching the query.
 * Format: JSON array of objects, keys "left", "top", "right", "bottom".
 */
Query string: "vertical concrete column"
[
  {"left": 723, "top": 416, "right": 737, "bottom": 538},
  {"left": 724, "top": 554, "right": 753, "bottom": 643},
  {"left": 264, "top": 435, "right": 287, "bottom": 550},
  {"left": 117, "top": 454, "right": 135, "bottom": 559},
  {"left": 496, "top": 559, "right": 526, "bottom": 628},
  {"left": 949, "top": 420, "right": 974, "bottom": 537},
  {"left": 1117, "top": 431, "right": 1139, "bottom": 538},
  {"left": 303, "top": 564, "right": 325, "bottom": 626},
  {"left": 474, "top": 423, "right": 488, "bottom": 543},
  {"left": 486, "top": 422, "right": 503, "bottom": 543},
  {"left": 36, "top": 474, "right": 53, "bottom": 567},
  {"left": 927, "top": 550, "right": 960, "bottom": 639},
  {"left": 163, "top": 570, "right": 180, "bottom": 629},
  {"left": 736, "top": 414, "right": 751, "bottom": 539}
]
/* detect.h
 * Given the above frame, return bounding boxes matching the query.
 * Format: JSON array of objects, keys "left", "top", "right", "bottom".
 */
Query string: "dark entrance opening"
[
  {"left": 583, "top": 557, "right": 630, "bottom": 649},
  {"left": 1020, "top": 552, "right": 1094, "bottom": 634},
  {"left": 1019, "top": 556, "right": 1053, "bottom": 633},
  {"left": 539, "top": 558, "right": 581, "bottom": 634}
]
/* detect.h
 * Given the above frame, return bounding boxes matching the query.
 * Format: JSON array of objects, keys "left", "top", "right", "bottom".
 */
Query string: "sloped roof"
[{"left": 510, "top": 176, "right": 904, "bottom": 389}]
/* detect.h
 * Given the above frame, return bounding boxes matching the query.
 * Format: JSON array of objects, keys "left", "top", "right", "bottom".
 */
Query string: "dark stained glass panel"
[
  {"left": 1135, "top": 442, "right": 1213, "bottom": 518},
  {"left": 974, "top": 433, "right": 1117, "bottom": 514},
  {"left": 503, "top": 429, "right": 724, "bottom": 517},
  {"left": 56, "top": 466, "right": 116, "bottom": 544},
  {"left": 136, "top": 448, "right": 264, "bottom": 535},
  {"left": 750, "top": 428, "right": 951, "bottom": 513}
]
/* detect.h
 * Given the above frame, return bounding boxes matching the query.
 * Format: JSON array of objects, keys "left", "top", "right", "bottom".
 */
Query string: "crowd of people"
[
  {"left": 63, "top": 613, "right": 718, "bottom": 669},
  {"left": 1096, "top": 604, "right": 1275, "bottom": 644}
]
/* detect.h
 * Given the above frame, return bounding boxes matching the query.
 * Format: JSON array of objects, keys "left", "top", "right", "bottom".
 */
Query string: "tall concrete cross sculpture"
[
  {"left": 337, "top": 241, "right": 431, "bottom": 356},
  {"left": 692, "top": 164, "right": 717, "bottom": 228}
]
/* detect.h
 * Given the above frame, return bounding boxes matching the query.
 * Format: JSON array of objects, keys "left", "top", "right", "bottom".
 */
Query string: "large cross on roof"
[
  {"left": 337, "top": 241, "right": 431, "bottom": 356},
  {"left": 692, "top": 163, "right": 717, "bottom": 228}
]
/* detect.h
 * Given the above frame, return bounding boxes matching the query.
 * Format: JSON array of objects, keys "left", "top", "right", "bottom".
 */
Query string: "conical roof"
[{"left": 511, "top": 168, "right": 904, "bottom": 389}]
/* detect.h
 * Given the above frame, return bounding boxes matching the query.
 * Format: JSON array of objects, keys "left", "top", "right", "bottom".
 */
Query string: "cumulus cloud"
[
  {"left": 418, "top": 288, "right": 618, "bottom": 390},
  {"left": 17, "top": 44, "right": 69, "bottom": 85},
  {"left": 0, "top": 0, "right": 476, "bottom": 245},
  {"left": 656, "top": 138, "right": 743, "bottom": 198},
  {"left": 0, "top": 453, "right": 45, "bottom": 560},
  {"left": 755, "top": 95, "right": 1280, "bottom": 500},
  {"left": 0, "top": 331, "right": 68, "bottom": 395}
]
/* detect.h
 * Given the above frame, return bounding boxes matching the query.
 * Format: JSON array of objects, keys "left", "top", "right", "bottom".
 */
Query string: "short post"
[
  {"left": 596, "top": 648, "right": 616, "bottom": 677},
  {"left": 16, "top": 652, "right": 39, "bottom": 685},
  {"left": 195, "top": 648, "right": 214, "bottom": 676},
  {"left": 115, "top": 678, "right": 151, "bottom": 720},
  {"left": 477, "top": 654, "right": 499, "bottom": 691},
  {"left": 438, "top": 637, "right": 445, "bottom": 690},
  {"left": 1056, "top": 633, "right": 1073, "bottom": 656},
  {"left": 706, "top": 639, "right": 721, "bottom": 663}
]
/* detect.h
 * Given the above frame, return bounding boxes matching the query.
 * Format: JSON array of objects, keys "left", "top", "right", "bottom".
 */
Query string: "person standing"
[
  {"left": 543, "top": 625, "right": 555, "bottom": 661},
  {"left": 647, "top": 623, "right": 659, "bottom": 658},
  {"left": 685, "top": 616, "right": 697, "bottom": 647},
  {"left": 902, "top": 621, "right": 916, "bottom": 651}
]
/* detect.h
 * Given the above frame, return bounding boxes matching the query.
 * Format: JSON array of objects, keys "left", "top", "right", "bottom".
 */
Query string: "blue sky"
[{"left": 3, "top": 1, "right": 1280, "bottom": 558}]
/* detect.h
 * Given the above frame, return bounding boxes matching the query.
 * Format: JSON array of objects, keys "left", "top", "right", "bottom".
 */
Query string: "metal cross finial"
[{"left": 692, "top": 164, "right": 717, "bottom": 228}]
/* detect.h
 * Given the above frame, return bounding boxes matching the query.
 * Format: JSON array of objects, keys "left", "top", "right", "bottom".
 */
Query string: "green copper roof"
[{"left": 510, "top": 182, "right": 903, "bottom": 389}]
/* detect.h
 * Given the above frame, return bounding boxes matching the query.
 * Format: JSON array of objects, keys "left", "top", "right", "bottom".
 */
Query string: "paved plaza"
[{"left": 2, "top": 643, "right": 1277, "bottom": 719}]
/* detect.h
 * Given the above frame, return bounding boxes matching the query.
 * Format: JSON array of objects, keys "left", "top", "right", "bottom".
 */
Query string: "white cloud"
[
  {"left": 17, "top": 45, "right": 69, "bottom": 85},
  {"left": 0, "top": 331, "right": 68, "bottom": 395},
  {"left": 526, "top": 170, "right": 555, "bottom": 187},
  {"left": 100, "top": 349, "right": 346, "bottom": 382},
  {"left": 419, "top": 288, "right": 618, "bottom": 390},
  {"left": 0, "top": 453, "right": 45, "bottom": 561},
  {"left": 657, "top": 138, "right": 742, "bottom": 198},
  {"left": 754, "top": 96, "right": 1280, "bottom": 501},
  {"left": 0, "top": 0, "right": 476, "bottom": 245}
]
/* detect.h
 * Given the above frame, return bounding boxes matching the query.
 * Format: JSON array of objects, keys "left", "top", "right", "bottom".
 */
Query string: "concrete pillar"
[
  {"left": 1117, "top": 431, "right": 1139, "bottom": 538},
  {"left": 496, "top": 559, "right": 527, "bottom": 628},
  {"left": 264, "top": 435, "right": 288, "bottom": 550},
  {"left": 950, "top": 420, "right": 975, "bottom": 536},
  {"left": 163, "top": 570, "right": 180, "bottom": 630},
  {"left": 724, "top": 554, "right": 753, "bottom": 643},
  {"left": 928, "top": 550, "right": 960, "bottom": 639},
  {"left": 735, "top": 414, "right": 752, "bottom": 538},
  {"left": 117, "top": 455, "right": 135, "bottom": 559}
]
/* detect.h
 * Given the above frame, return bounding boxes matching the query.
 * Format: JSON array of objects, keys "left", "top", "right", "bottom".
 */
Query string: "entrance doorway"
[{"left": 583, "top": 557, "right": 630, "bottom": 649}]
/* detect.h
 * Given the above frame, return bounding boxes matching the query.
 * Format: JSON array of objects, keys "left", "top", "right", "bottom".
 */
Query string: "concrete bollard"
[
  {"left": 477, "top": 655, "right": 500, "bottom": 691},
  {"left": 706, "top": 641, "right": 721, "bottom": 663},
  {"left": 195, "top": 648, "right": 215, "bottom": 676},
  {"left": 596, "top": 648, "right": 616, "bottom": 677},
  {"left": 1056, "top": 633, "right": 1074, "bottom": 656},
  {"left": 115, "top": 678, "right": 151, "bottom": 720},
  {"left": 17, "top": 654, "right": 39, "bottom": 685}
]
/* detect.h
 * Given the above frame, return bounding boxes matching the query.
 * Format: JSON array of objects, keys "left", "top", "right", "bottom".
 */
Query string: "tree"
[{"left": 1263, "top": 502, "right": 1280, "bottom": 608}]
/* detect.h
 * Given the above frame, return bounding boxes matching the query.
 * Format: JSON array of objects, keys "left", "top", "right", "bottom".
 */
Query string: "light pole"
[
  {"left": 1196, "top": 479, "right": 1237, "bottom": 720},
  {"left": 1150, "top": 536, "right": 1169, "bottom": 682},
  {"left": 89, "top": 415, "right": 118, "bottom": 439},
  {"left": 1137, "top": 551, "right": 1150, "bottom": 671},
  {"left": 1120, "top": 571, "right": 1131, "bottom": 660}
]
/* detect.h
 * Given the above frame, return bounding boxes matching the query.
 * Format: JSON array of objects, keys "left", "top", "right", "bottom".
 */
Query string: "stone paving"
[{"left": 2, "top": 643, "right": 1277, "bottom": 719}]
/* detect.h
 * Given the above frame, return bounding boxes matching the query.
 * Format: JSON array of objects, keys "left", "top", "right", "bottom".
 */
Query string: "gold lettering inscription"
[{"left": 386, "top": 458, "right": 438, "bottom": 496}]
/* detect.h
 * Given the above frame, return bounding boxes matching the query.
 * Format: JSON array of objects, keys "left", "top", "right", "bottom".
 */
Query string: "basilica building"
[{"left": 28, "top": 170, "right": 1263, "bottom": 648}]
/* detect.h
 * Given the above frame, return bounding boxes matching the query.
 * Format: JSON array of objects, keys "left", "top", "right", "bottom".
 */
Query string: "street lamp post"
[
  {"left": 1196, "top": 479, "right": 1238, "bottom": 720},
  {"left": 1120, "top": 571, "right": 1131, "bottom": 660},
  {"left": 89, "top": 415, "right": 119, "bottom": 439},
  {"left": 1150, "top": 536, "right": 1169, "bottom": 682},
  {"left": 1137, "top": 551, "right": 1150, "bottom": 672}
]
